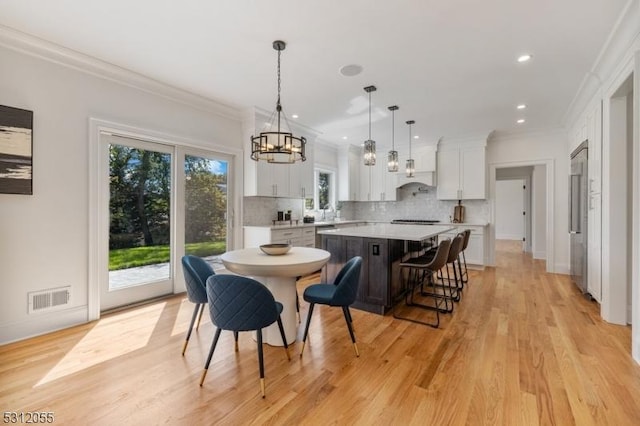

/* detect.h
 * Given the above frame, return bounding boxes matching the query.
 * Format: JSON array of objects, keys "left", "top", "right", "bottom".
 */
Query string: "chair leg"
[
  {"left": 195, "top": 303, "right": 206, "bottom": 330},
  {"left": 233, "top": 331, "right": 239, "bottom": 352},
  {"left": 182, "top": 303, "right": 200, "bottom": 355},
  {"left": 345, "top": 306, "right": 354, "bottom": 325},
  {"left": 275, "top": 315, "right": 291, "bottom": 361},
  {"left": 199, "top": 328, "right": 222, "bottom": 386},
  {"left": 342, "top": 306, "right": 359, "bottom": 357},
  {"left": 457, "top": 256, "right": 465, "bottom": 289},
  {"left": 300, "top": 303, "right": 315, "bottom": 358},
  {"left": 257, "top": 329, "right": 266, "bottom": 398},
  {"left": 445, "top": 265, "right": 460, "bottom": 302},
  {"left": 461, "top": 251, "right": 469, "bottom": 284}
]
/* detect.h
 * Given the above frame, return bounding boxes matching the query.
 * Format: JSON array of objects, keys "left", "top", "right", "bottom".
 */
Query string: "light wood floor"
[{"left": 2, "top": 240, "right": 639, "bottom": 425}]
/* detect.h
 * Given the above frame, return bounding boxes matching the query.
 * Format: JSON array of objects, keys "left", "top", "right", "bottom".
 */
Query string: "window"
[{"left": 311, "top": 168, "right": 335, "bottom": 212}]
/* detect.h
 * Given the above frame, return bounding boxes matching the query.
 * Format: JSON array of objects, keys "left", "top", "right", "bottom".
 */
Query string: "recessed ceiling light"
[
  {"left": 517, "top": 104, "right": 527, "bottom": 110},
  {"left": 342, "top": 136, "right": 348, "bottom": 140},
  {"left": 291, "top": 114, "right": 298, "bottom": 119},
  {"left": 414, "top": 135, "right": 419, "bottom": 139},
  {"left": 517, "top": 119, "right": 526, "bottom": 124},
  {"left": 339, "top": 64, "right": 363, "bottom": 77},
  {"left": 517, "top": 54, "right": 532, "bottom": 63}
]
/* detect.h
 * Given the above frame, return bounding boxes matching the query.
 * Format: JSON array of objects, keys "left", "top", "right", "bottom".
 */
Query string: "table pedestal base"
[{"left": 252, "top": 275, "right": 298, "bottom": 346}]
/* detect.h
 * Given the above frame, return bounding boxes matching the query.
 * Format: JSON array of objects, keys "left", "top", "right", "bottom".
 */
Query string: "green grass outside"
[{"left": 109, "top": 241, "right": 226, "bottom": 271}]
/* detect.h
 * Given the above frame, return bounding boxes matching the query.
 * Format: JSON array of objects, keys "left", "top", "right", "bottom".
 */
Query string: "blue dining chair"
[
  {"left": 200, "top": 274, "right": 290, "bottom": 398},
  {"left": 300, "top": 256, "right": 363, "bottom": 358},
  {"left": 181, "top": 255, "right": 217, "bottom": 355}
]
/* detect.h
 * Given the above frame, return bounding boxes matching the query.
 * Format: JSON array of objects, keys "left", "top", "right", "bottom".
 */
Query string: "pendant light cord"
[
  {"left": 368, "top": 91, "right": 372, "bottom": 140},
  {"left": 409, "top": 122, "right": 412, "bottom": 158},
  {"left": 276, "top": 48, "right": 282, "bottom": 134},
  {"left": 392, "top": 109, "right": 395, "bottom": 150}
]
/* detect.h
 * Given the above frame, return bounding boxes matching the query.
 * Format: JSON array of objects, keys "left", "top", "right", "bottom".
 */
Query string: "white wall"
[
  {"left": 495, "top": 180, "right": 525, "bottom": 240},
  {"left": 532, "top": 165, "right": 547, "bottom": 259},
  {"left": 315, "top": 141, "right": 338, "bottom": 169},
  {"left": 487, "top": 129, "right": 569, "bottom": 273},
  {"left": 0, "top": 40, "right": 243, "bottom": 343}
]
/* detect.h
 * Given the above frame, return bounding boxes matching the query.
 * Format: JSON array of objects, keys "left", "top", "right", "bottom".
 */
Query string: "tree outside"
[{"left": 108, "top": 145, "right": 227, "bottom": 271}]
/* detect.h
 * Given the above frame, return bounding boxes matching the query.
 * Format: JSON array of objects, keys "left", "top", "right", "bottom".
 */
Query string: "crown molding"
[
  {"left": 0, "top": 25, "right": 241, "bottom": 122},
  {"left": 563, "top": 0, "right": 640, "bottom": 126},
  {"left": 489, "top": 127, "right": 567, "bottom": 143}
]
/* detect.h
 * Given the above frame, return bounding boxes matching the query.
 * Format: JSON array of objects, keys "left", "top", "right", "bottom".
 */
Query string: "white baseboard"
[
  {"left": 533, "top": 251, "right": 546, "bottom": 259},
  {"left": 0, "top": 305, "right": 88, "bottom": 345},
  {"left": 496, "top": 234, "right": 523, "bottom": 241},
  {"left": 554, "top": 263, "right": 570, "bottom": 275}
]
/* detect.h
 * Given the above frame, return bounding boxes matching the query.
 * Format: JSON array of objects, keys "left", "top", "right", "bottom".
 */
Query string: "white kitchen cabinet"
[
  {"left": 252, "top": 153, "right": 315, "bottom": 199},
  {"left": 358, "top": 157, "right": 397, "bottom": 201},
  {"left": 289, "top": 145, "right": 314, "bottom": 199},
  {"left": 383, "top": 169, "right": 398, "bottom": 201},
  {"left": 338, "top": 145, "right": 361, "bottom": 201},
  {"left": 244, "top": 226, "right": 316, "bottom": 248},
  {"left": 339, "top": 145, "right": 396, "bottom": 202},
  {"left": 437, "top": 141, "right": 486, "bottom": 200},
  {"left": 441, "top": 224, "right": 486, "bottom": 266},
  {"left": 359, "top": 162, "right": 371, "bottom": 201},
  {"left": 255, "top": 161, "right": 292, "bottom": 197},
  {"left": 243, "top": 108, "right": 317, "bottom": 198},
  {"left": 415, "top": 145, "right": 437, "bottom": 172}
]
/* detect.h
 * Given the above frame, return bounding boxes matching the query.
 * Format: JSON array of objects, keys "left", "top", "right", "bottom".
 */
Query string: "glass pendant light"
[
  {"left": 387, "top": 105, "right": 399, "bottom": 172},
  {"left": 406, "top": 120, "right": 415, "bottom": 177},
  {"left": 363, "top": 85, "right": 376, "bottom": 166},
  {"left": 250, "top": 40, "right": 306, "bottom": 163}
]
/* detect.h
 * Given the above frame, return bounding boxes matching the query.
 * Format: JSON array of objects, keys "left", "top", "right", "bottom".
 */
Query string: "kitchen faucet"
[{"left": 321, "top": 204, "right": 333, "bottom": 220}]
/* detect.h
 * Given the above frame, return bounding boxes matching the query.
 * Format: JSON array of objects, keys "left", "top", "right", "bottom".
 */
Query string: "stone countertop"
[
  {"left": 316, "top": 223, "right": 455, "bottom": 241},
  {"left": 243, "top": 219, "right": 366, "bottom": 230},
  {"left": 442, "top": 222, "right": 489, "bottom": 227}
]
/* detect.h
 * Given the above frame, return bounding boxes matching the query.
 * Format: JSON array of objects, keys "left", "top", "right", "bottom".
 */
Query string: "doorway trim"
[
  {"left": 488, "top": 159, "right": 555, "bottom": 273},
  {"left": 88, "top": 118, "right": 243, "bottom": 321}
]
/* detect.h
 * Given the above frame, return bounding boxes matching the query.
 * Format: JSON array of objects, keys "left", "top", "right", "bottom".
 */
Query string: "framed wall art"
[{"left": 0, "top": 105, "right": 33, "bottom": 195}]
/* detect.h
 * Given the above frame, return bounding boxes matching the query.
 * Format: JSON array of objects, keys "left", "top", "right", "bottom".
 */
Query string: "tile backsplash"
[
  {"left": 243, "top": 197, "right": 306, "bottom": 226},
  {"left": 243, "top": 183, "right": 489, "bottom": 226}
]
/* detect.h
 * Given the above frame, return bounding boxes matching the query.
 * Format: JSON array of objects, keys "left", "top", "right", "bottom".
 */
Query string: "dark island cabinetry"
[{"left": 321, "top": 234, "right": 405, "bottom": 314}]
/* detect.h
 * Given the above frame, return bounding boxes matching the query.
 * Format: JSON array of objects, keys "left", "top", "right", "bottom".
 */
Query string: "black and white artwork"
[{"left": 0, "top": 105, "right": 33, "bottom": 195}]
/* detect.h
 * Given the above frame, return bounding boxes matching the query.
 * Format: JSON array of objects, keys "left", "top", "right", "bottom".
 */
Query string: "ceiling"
[{"left": 0, "top": 0, "right": 630, "bottom": 149}]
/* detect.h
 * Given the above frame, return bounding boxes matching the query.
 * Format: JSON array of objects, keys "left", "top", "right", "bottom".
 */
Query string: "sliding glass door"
[
  {"left": 183, "top": 151, "right": 229, "bottom": 267},
  {"left": 101, "top": 135, "right": 174, "bottom": 310},
  {"left": 98, "top": 133, "right": 234, "bottom": 312}
]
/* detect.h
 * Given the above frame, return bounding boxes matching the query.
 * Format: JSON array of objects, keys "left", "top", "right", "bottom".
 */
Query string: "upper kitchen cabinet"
[
  {"left": 395, "top": 144, "right": 437, "bottom": 187},
  {"left": 243, "top": 108, "right": 318, "bottom": 198},
  {"left": 357, "top": 150, "right": 397, "bottom": 201},
  {"left": 437, "top": 138, "right": 487, "bottom": 200},
  {"left": 289, "top": 146, "right": 314, "bottom": 199},
  {"left": 338, "top": 145, "right": 361, "bottom": 201}
]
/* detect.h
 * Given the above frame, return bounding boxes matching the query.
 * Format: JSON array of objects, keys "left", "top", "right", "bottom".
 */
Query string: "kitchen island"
[{"left": 316, "top": 224, "right": 454, "bottom": 314}]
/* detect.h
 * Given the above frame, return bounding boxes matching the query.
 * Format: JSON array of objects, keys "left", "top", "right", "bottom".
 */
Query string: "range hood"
[{"left": 395, "top": 171, "right": 435, "bottom": 188}]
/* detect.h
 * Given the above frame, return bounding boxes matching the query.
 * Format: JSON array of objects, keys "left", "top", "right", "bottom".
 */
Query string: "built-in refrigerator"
[{"left": 569, "top": 141, "right": 588, "bottom": 293}]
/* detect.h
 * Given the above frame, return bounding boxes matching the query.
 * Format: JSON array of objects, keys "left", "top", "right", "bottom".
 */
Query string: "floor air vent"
[{"left": 28, "top": 286, "right": 71, "bottom": 314}]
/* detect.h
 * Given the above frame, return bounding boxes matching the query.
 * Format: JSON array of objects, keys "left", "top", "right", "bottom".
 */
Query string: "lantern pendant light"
[
  {"left": 406, "top": 120, "right": 415, "bottom": 177},
  {"left": 387, "top": 106, "right": 399, "bottom": 172},
  {"left": 363, "top": 85, "right": 377, "bottom": 166},
  {"left": 250, "top": 40, "right": 306, "bottom": 164}
]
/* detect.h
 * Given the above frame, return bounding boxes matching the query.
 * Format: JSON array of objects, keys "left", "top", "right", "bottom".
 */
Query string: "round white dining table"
[{"left": 220, "top": 246, "right": 330, "bottom": 346}]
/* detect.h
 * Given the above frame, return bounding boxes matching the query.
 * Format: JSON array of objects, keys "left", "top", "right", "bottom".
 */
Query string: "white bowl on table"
[{"left": 259, "top": 243, "right": 292, "bottom": 256}]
